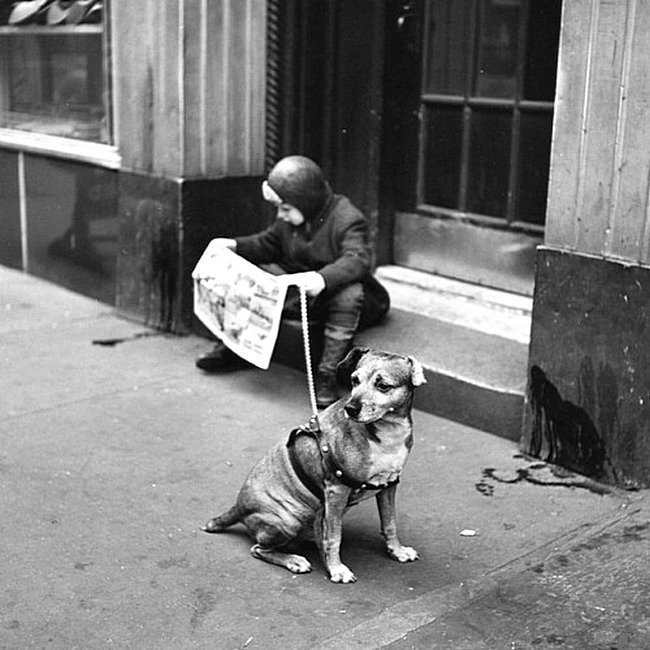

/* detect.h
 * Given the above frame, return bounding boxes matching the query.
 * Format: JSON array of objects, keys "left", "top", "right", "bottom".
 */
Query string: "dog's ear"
[
  {"left": 336, "top": 347, "right": 369, "bottom": 389},
  {"left": 408, "top": 356, "right": 427, "bottom": 387}
]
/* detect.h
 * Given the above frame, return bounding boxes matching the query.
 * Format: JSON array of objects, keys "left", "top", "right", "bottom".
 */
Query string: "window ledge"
[{"left": 0, "top": 128, "right": 120, "bottom": 169}]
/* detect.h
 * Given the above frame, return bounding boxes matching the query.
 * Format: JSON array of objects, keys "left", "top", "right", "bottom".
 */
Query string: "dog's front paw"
[
  {"left": 328, "top": 564, "right": 357, "bottom": 584},
  {"left": 388, "top": 545, "right": 420, "bottom": 563}
]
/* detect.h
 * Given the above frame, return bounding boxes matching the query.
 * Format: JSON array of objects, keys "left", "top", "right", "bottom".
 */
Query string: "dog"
[{"left": 202, "top": 347, "right": 426, "bottom": 583}]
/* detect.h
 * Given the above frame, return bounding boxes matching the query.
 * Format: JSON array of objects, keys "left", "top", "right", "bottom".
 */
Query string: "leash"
[
  {"left": 291, "top": 288, "right": 398, "bottom": 497},
  {"left": 299, "top": 286, "right": 320, "bottom": 430}
]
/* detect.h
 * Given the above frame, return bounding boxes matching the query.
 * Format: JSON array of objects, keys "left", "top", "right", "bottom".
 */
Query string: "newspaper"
[{"left": 192, "top": 246, "right": 288, "bottom": 370}]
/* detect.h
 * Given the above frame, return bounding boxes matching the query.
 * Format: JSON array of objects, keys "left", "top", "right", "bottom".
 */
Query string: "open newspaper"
[{"left": 192, "top": 247, "right": 288, "bottom": 369}]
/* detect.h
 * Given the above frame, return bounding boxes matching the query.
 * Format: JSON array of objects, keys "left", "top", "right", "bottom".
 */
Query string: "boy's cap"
[{"left": 267, "top": 156, "right": 329, "bottom": 221}]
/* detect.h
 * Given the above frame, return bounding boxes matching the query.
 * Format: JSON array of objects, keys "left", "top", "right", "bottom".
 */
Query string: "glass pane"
[
  {"left": 24, "top": 156, "right": 117, "bottom": 304},
  {"left": 0, "top": 149, "right": 22, "bottom": 268},
  {"left": 0, "top": 18, "right": 109, "bottom": 143},
  {"left": 475, "top": 0, "right": 521, "bottom": 99},
  {"left": 516, "top": 110, "right": 552, "bottom": 225},
  {"left": 524, "top": 0, "right": 562, "bottom": 101},
  {"left": 422, "top": 105, "right": 464, "bottom": 209},
  {"left": 424, "top": 0, "right": 473, "bottom": 96},
  {"left": 467, "top": 109, "right": 512, "bottom": 218}
]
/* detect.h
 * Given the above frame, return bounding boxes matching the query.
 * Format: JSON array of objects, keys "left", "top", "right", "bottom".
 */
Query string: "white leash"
[{"left": 299, "top": 286, "right": 319, "bottom": 422}]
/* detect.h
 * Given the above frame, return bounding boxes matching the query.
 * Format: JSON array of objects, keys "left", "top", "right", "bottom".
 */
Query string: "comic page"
[{"left": 192, "top": 247, "right": 288, "bottom": 369}]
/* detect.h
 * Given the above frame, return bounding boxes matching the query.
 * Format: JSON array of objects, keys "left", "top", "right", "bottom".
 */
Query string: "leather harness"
[{"left": 286, "top": 419, "right": 399, "bottom": 502}]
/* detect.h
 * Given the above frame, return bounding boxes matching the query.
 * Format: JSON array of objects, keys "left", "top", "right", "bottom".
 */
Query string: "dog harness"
[{"left": 286, "top": 418, "right": 400, "bottom": 502}]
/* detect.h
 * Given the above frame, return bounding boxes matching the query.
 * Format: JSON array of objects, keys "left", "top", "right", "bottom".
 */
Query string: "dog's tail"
[{"left": 202, "top": 504, "right": 241, "bottom": 533}]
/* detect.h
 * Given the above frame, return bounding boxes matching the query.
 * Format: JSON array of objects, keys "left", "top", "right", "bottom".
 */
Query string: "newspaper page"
[{"left": 192, "top": 247, "right": 288, "bottom": 370}]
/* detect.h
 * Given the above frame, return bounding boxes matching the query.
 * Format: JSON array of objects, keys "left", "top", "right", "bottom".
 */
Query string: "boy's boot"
[
  {"left": 195, "top": 340, "right": 249, "bottom": 372},
  {"left": 315, "top": 336, "right": 353, "bottom": 409}
]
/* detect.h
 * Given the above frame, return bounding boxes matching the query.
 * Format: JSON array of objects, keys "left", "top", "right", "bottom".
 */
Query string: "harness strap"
[
  {"left": 286, "top": 424, "right": 399, "bottom": 499},
  {"left": 286, "top": 426, "right": 323, "bottom": 501},
  {"left": 321, "top": 450, "right": 400, "bottom": 492}
]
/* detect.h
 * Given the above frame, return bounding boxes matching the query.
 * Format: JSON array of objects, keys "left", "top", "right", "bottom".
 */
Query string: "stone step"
[{"left": 275, "top": 267, "right": 531, "bottom": 442}]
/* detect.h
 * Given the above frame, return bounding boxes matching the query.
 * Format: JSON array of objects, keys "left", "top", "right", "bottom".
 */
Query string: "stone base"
[
  {"left": 116, "top": 172, "right": 271, "bottom": 333},
  {"left": 521, "top": 246, "right": 650, "bottom": 488}
]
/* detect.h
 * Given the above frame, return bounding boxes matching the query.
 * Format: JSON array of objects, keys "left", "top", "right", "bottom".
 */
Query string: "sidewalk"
[{"left": 1, "top": 266, "right": 648, "bottom": 649}]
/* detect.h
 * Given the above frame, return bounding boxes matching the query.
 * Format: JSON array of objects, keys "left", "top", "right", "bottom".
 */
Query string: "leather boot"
[
  {"left": 316, "top": 336, "right": 352, "bottom": 409},
  {"left": 195, "top": 341, "right": 248, "bottom": 372}
]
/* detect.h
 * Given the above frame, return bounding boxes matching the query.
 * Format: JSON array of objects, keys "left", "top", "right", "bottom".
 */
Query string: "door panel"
[{"left": 395, "top": 212, "right": 540, "bottom": 296}]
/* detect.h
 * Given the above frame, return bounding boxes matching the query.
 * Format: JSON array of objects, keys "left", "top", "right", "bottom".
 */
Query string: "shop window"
[
  {"left": 421, "top": 0, "right": 561, "bottom": 228},
  {"left": 0, "top": 0, "right": 110, "bottom": 144},
  {"left": 25, "top": 155, "right": 118, "bottom": 304}
]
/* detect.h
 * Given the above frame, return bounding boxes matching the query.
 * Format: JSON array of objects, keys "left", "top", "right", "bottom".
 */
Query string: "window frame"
[
  {"left": 417, "top": 0, "right": 556, "bottom": 234},
  {"left": 0, "top": 2, "right": 119, "bottom": 170}
]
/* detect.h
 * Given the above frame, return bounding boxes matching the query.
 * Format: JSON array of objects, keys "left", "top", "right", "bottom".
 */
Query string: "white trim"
[{"left": 0, "top": 128, "right": 121, "bottom": 169}]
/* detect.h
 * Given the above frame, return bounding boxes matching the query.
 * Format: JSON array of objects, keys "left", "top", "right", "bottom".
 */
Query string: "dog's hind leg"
[
  {"left": 202, "top": 504, "right": 240, "bottom": 533},
  {"left": 250, "top": 523, "right": 312, "bottom": 574}
]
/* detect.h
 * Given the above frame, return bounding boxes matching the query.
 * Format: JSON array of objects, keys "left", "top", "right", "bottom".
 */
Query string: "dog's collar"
[{"left": 286, "top": 422, "right": 399, "bottom": 500}]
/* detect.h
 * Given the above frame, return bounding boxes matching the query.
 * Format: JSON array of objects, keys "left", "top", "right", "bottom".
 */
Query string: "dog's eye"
[
  {"left": 350, "top": 375, "right": 360, "bottom": 387},
  {"left": 376, "top": 381, "right": 393, "bottom": 392}
]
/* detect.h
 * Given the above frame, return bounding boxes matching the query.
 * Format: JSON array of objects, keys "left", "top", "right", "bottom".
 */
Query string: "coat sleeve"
[
  {"left": 317, "top": 216, "right": 371, "bottom": 291},
  {"left": 234, "top": 223, "right": 283, "bottom": 264}
]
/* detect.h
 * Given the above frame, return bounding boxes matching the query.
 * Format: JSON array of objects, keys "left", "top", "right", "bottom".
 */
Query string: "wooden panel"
[
  {"left": 609, "top": 1, "right": 650, "bottom": 263},
  {"left": 547, "top": 0, "right": 650, "bottom": 265},
  {"left": 112, "top": 0, "right": 182, "bottom": 176},
  {"left": 202, "top": 0, "right": 228, "bottom": 174},
  {"left": 574, "top": 1, "right": 628, "bottom": 255},
  {"left": 182, "top": 0, "right": 266, "bottom": 178},
  {"left": 112, "top": 0, "right": 266, "bottom": 178},
  {"left": 247, "top": 0, "right": 267, "bottom": 174},
  {"left": 183, "top": 0, "right": 205, "bottom": 175},
  {"left": 226, "top": 0, "right": 250, "bottom": 175},
  {"left": 544, "top": 0, "right": 592, "bottom": 249}
]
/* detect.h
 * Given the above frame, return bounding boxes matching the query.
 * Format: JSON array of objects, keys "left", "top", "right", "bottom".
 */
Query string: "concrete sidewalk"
[{"left": 1, "top": 266, "right": 648, "bottom": 649}]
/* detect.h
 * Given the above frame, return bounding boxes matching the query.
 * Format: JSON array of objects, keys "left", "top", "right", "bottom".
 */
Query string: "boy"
[{"left": 196, "top": 155, "right": 389, "bottom": 408}]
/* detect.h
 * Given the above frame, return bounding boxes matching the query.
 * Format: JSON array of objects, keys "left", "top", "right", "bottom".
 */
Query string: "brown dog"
[{"left": 203, "top": 347, "right": 426, "bottom": 583}]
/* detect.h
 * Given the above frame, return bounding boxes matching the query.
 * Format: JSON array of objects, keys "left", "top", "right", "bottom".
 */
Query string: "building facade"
[{"left": 1, "top": 0, "right": 648, "bottom": 486}]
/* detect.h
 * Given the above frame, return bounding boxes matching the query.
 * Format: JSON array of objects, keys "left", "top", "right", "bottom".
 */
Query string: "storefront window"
[{"left": 0, "top": 0, "right": 110, "bottom": 144}]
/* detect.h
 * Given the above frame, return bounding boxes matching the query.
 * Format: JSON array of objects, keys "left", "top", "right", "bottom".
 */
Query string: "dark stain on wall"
[
  {"left": 116, "top": 173, "right": 182, "bottom": 331},
  {"left": 523, "top": 246, "right": 650, "bottom": 488},
  {"left": 134, "top": 199, "right": 178, "bottom": 331},
  {"left": 527, "top": 364, "right": 618, "bottom": 484}
]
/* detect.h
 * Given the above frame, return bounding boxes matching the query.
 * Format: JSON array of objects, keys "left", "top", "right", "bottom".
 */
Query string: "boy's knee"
[{"left": 330, "top": 283, "right": 364, "bottom": 309}]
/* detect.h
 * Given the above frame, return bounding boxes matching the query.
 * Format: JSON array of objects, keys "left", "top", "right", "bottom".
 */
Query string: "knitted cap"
[{"left": 266, "top": 156, "right": 329, "bottom": 221}]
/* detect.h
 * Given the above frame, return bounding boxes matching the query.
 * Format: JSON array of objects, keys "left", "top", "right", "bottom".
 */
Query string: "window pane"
[
  {"left": 467, "top": 109, "right": 512, "bottom": 218},
  {"left": 0, "top": 150, "right": 21, "bottom": 268},
  {"left": 424, "top": 0, "right": 473, "bottom": 96},
  {"left": 516, "top": 110, "right": 552, "bottom": 225},
  {"left": 524, "top": 0, "right": 562, "bottom": 101},
  {"left": 475, "top": 0, "right": 521, "bottom": 99},
  {"left": 0, "top": 28, "right": 109, "bottom": 143},
  {"left": 25, "top": 156, "right": 118, "bottom": 304},
  {"left": 422, "top": 105, "right": 464, "bottom": 209}
]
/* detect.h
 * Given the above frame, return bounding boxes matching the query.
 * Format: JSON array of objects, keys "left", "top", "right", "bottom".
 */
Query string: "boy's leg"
[{"left": 315, "top": 283, "right": 364, "bottom": 408}]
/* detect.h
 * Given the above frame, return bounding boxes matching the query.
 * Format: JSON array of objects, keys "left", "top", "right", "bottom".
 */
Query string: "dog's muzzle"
[{"left": 343, "top": 400, "right": 361, "bottom": 420}]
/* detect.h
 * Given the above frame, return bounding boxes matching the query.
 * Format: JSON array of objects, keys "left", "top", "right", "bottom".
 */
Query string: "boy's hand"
[{"left": 282, "top": 271, "right": 326, "bottom": 297}]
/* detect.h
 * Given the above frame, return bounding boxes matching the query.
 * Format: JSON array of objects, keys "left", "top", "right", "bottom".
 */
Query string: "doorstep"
[{"left": 274, "top": 266, "right": 532, "bottom": 442}]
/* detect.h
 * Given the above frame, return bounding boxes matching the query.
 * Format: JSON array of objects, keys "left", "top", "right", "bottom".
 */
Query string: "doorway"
[{"left": 381, "top": 0, "right": 562, "bottom": 295}]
